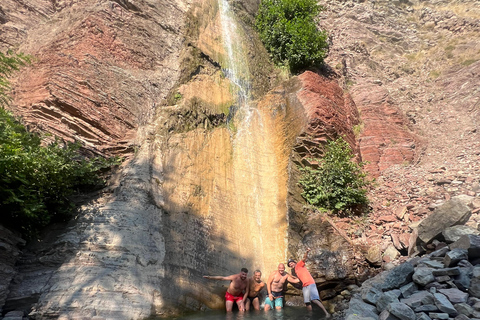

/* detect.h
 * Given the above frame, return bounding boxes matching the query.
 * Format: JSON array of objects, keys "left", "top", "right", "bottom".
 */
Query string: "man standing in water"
[
  {"left": 245, "top": 269, "right": 265, "bottom": 311},
  {"left": 288, "top": 248, "right": 331, "bottom": 317},
  {"left": 203, "top": 268, "right": 250, "bottom": 312},
  {"left": 264, "top": 263, "right": 300, "bottom": 310}
]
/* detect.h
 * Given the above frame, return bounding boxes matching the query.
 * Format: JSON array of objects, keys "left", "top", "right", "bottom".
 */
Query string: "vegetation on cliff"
[
  {"left": 0, "top": 51, "right": 31, "bottom": 107},
  {"left": 0, "top": 51, "right": 119, "bottom": 238},
  {"left": 299, "top": 137, "right": 372, "bottom": 215},
  {"left": 255, "top": 0, "right": 328, "bottom": 71}
]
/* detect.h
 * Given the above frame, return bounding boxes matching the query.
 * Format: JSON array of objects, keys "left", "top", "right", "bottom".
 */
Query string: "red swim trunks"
[{"left": 225, "top": 291, "right": 243, "bottom": 302}]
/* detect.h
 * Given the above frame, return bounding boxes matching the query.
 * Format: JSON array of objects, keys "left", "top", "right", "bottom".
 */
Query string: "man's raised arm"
[
  {"left": 301, "top": 247, "right": 311, "bottom": 262},
  {"left": 203, "top": 275, "right": 233, "bottom": 281}
]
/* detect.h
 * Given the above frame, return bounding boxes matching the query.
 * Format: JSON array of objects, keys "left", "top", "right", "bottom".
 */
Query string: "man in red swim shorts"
[{"left": 204, "top": 268, "right": 250, "bottom": 311}]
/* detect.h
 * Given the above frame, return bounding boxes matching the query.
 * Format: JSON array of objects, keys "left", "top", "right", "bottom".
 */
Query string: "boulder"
[
  {"left": 443, "top": 225, "right": 480, "bottom": 243},
  {"left": 417, "top": 198, "right": 471, "bottom": 244},
  {"left": 433, "top": 292, "right": 458, "bottom": 316},
  {"left": 443, "top": 249, "right": 469, "bottom": 267},
  {"left": 412, "top": 267, "right": 435, "bottom": 286},
  {"left": 382, "top": 263, "right": 414, "bottom": 291},
  {"left": 387, "top": 302, "right": 416, "bottom": 320},
  {"left": 450, "top": 235, "right": 480, "bottom": 259}
]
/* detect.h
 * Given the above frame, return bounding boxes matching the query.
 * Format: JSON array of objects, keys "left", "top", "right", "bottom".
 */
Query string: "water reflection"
[{"left": 172, "top": 307, "right": 326, "bottom": 320}]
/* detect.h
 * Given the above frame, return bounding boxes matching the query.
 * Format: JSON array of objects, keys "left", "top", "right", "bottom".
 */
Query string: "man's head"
[
  {"left": 277, "top": 263, "right": 286, "bottom": 275},
  {"left": 287, "top": 259, "right": 296, "bottom": 268},
  {"left": 240, "top": 267, "right": 249, "bottom": 280},
  {"left": 253, "top": 269, "right": 262, "bottom": 282}
]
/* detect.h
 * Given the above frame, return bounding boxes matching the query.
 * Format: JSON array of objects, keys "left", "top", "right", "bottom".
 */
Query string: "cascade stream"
[{"left": 217, "top": 0, "right": 288, "bottom": 275}]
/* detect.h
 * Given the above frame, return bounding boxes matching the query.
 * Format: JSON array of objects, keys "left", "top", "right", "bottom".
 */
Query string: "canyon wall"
[{"left": 0, "top": 0, "right": 423, "bottom": 318}]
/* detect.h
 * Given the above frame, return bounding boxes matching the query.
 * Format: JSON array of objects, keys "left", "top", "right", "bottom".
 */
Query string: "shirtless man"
[
  {"left": 245, "top": 270, "right": 265, "bottom": 311},
  {"left": 264, "top": 263, "right": 300, "bottom": 310},
  {"left": 204, "top": 268, "right": 250, "bottom": 312}
]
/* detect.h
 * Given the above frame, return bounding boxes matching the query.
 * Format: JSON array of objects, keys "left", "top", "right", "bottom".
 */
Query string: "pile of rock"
[{"left": 345, "top": 232, "right": 480, "bottom": 320}]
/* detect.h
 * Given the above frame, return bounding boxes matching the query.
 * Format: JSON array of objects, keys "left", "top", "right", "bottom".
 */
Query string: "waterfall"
[{"left": 217, "top": 0, "right": 287, "bottom": 274}]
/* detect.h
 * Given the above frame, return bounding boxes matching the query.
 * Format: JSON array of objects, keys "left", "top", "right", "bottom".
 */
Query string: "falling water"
[{"left": 217, "top": 0, "right": 287, "bottom": 274}]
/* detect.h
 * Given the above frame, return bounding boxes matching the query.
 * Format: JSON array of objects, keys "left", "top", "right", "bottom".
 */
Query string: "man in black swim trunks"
[
  {"left": 264, "top": 263, "right": 299, "bottom": 310},
  {"left": 245, "top": 269, "right": 265, "bottom": 311}
]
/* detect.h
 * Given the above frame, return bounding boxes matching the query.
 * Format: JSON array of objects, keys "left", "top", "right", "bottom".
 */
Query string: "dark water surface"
[{"left": 171, "top": 308, "right": 329, "bottom": 320}]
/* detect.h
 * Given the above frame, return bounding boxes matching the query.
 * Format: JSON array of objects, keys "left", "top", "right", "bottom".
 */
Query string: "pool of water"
[{"left": 171, "top": 307, "right": 329, "bottom": 320}]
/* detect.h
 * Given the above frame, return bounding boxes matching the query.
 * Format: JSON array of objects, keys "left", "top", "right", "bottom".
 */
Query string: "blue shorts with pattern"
[{"left": 264, "top": 292, "right": 284, "bottom": 309}]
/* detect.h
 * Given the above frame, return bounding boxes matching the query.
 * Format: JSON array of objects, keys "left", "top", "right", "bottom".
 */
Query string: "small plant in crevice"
[{"left": 298, "top": 136, "right": 373, "bottom": 216}]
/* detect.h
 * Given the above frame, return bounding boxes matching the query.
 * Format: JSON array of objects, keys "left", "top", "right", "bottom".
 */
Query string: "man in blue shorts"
[{"left": 264, "top": 263, "right": 299, "bottom": 310}]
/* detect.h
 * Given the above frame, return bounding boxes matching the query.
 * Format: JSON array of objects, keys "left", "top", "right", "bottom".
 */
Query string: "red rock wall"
[
  {"left": 4, "top": 0, "right": 186, "bottom": 155},
  {"left": 350, "top": 84, "right": 419, "bottom": 176}
]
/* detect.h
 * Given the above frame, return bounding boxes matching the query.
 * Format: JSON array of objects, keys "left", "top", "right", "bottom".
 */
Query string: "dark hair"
[
  {"left": 241, "top": 268, "right": 248, "bottom": 273},
  {"left": 254, "top": 269, "right": 261, "bottom": 274}
]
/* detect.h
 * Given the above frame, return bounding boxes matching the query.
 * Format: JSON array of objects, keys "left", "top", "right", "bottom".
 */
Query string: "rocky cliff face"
[{"left": 1, "top": 0, "right": 479, "bottom": 319}]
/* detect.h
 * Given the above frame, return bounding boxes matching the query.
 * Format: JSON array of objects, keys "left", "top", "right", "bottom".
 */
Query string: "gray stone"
[
  {"left": 454, "top": 303, "right": 474, "bottom": 317},
  {"left": 443, "top": 249, "right": 469, "bottom": 267},
  {"left": 433, "top": 292, "right": 458, "bottom": 316},
  {"left": 434, "top": 275, "right": 450, "bottom": 282},
  {"left": 420, "top": 260, "right": 445, "bottom": 269},
  {"left": 443, "top": 225, "right": 480, "bottom": 243},
  {"left": 474, "top": 266, "right": 480, "bottom": 278},
  {"left": 416, "top": 313, "right": 432, "bottom": 320},
  {"left": 413, "top": 267, "right": 435, "bottom": 286},
  {"left": 425, "top": 282, "right": 449, "bottom": 290},
  {"left": 400, "top": 291, "right": 433, "bottom": 308},
  {"left": 399, "top": 282, "right": 418, "bottom": 299},
  {"left": 417, "top": 198, "right": 471, "bottom": 244},
  {"left": 429, "top": 247, "right": 450, "bottom": 258},
  {"left": 387, "top": 302, "right": 415, "bottom": 320},
  {"left": 377, "top": 291, "right": 400, "bottom": 312},
  {"left": 432, "top": 267, "right": 461, "bottom": 276},
  {"left": 470, "top": 278, "right": 480, "bottom": 298},
  {"left": 382, "top": 263, "right": 415, "bottom": 291},
  {"left": 363, "top": 286, "right": 383, "bottom": 305},
  {"left": 428, "top": 313, "right": 449, "bottom": 319},
  {"left": 454, "top": 314, "right": 471, "bottom": 320},
  {"left": 450, "top": 235, "right": 480, "bottom": 259},
  {"left": 345, "top": 315, "right": 379, "bottom": 320},
  {"left": 415, "top": 304, "right": 438, "bottom": 312},
  {"left": 379, "top": 309, "right": 400, "bottom": 320},
  {"left": 346, "top": 297, "right": 380, "bottom": 320},
  {"left": 437, "top": 288, "right": 468, "bottom": 304},
  {"left": 453, "top": 267, "right": 472, "bottom": 291}
]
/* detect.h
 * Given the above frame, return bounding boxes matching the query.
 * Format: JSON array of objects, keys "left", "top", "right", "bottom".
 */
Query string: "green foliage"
[
  {"left": 0, "top": 50, "right": 31, "bottom": 107},
  {"left": 298, "top": 137, "right": 372, "bottom": 215},
  {"left": 0, "top": 107, "right": 120, "bottom": 238},
  {"left": 255, "top": 0, "right": 328, "bottom": 71}
]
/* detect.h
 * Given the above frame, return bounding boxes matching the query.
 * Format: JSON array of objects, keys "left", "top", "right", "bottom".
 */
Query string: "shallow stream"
[{"left": 172, "top": 308, "right": 329, "bottom": 320}]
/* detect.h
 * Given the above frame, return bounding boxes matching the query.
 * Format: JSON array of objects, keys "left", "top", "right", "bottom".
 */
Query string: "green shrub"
[
  {"left": 0, "top": 50, "right": 31, "bottom": 107},
  {"left": 255, "top": 0, "right": 328, "bottom": 71},
  {"left": 0, "top": 107, "right": 120, "bottom": 238},
  {"left": 298, "top": 137, "right": 372, "bottom": 215}
]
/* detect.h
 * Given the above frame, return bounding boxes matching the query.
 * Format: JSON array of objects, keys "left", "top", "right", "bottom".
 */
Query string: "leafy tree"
[
  {"left": 299, "top": 137, "right": 372, "bottom": 215},
  {"left": 0, "top": 50, "right": 31, "bottom": 107},
  {"left": 255, "top": 0, "right": 328, "bottom": 71}
]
